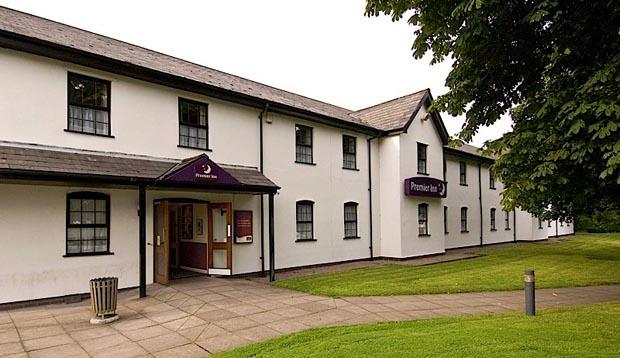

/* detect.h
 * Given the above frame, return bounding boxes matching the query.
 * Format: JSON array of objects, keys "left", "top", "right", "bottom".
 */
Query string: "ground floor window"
[
  {"left": 419, "top": 203, "right": 429, "bottom": 236},
  {"left": 296, "top": 200, "right": 314, "bottom": 241},
  {"left": 344, "top": 202, "right": 358, "bottom": 238},
  {"left": 538, "top": 218, "right": 543, "bottom": 229},
  {"left": 66, "top": 192, "right": 110, "bottom": 255},
  {"left": 505, "top": 211, "right": 511, "bottom": 230},
  {"left": 461, "top": 207, "right": 468, "bottom": 232},
  {"left": 490, "top": 208, "right": 496, "bottom": 231}
]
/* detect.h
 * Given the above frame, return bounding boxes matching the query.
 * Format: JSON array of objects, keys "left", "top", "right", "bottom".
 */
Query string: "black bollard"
[{"left": 524, "top": 269, "right": 535, "bottom": 316}]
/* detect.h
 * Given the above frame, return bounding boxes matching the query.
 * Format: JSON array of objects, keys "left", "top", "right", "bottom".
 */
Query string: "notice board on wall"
[{"left": 234, "top": 210, "right": 253, "bottom": 244}]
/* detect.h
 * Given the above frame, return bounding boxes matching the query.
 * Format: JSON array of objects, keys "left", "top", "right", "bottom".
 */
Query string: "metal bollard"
[{"left": 524, "top": 269, "right": 535, "bottom": 316}]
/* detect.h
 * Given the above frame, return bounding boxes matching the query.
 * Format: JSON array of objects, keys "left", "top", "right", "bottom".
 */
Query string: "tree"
[{"left": 366, "top": 0, "right": 620, "bottom": 221}]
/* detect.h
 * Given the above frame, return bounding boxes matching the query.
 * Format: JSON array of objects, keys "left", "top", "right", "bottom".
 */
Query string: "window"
[
  {"left": 66, "top": 192, "right": 110, "bottom": 255},
  {"left": 418, "top": 203, "right": 429, "bottom": 236},
  {"left": 444, "top": 206, "right": 448, "bottom": 234},
  {"left": 548, "top": 220, "right": 552, "bottom": 228},
  {"left": 505, "top": 211, "right": 511, "bottom": 230},
  {"left": 342, "top": 135, "right": 357, "bottom": 169},
  {"left": 490, "top": 208, "right": 497, "bottom": 231},
  {"left": 459, "top": 161, "right": 467, "bottom": 185},
  {"left": 179, "top": 98, "right": 208, "bottom": 150},
  {"left": 296, "top": 201, "right": 314, "bottom": 241},
  {"left": 560, "top": 221, "right": 564, "bottom": 227},
  {"left": 538, "top": 218, "right": 543, "bottom": 229},
  {"left": 344, "top": 202, "right": 358, "bottom": 238},
  {"left": 490, "top": 170, "right": 496, "bottom": 189},
  {"left": 295, "top": 125, "right": 313, "bottom": 164},
  {"left": 67, "top": 72, "right": 111, "bottom": 136},
  {"left": 417, "top": 143, "right": 428, "bottom": 174},
  {"left": 461, "top": 207, "right": 468, "bottom": 232}
]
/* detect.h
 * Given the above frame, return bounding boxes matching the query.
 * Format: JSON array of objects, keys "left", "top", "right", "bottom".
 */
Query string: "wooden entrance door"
[
  {"left": 208, "top": 203, "right": 232, "bottom": 275},
  {"left": 153, "top": 200, "right": 170, "bottom": 285}
]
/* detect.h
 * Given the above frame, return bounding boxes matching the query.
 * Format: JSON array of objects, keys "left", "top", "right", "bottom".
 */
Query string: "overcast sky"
[{"left": 1, "top": 0, "right": 512, "bottom": 146}]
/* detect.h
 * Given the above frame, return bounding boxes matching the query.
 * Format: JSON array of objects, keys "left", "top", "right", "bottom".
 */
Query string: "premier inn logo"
[
  {"left": 404, "top": 177, "right": 447, "bottom": 198},
  {"left": 195, "top": 163, "right": 218, "bottom": 180}
]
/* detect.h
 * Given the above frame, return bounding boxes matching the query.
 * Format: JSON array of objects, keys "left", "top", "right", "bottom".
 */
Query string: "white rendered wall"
[
  {"left": 0, "top": 48, "right": 260, "bottom": 167},
  {"left": 444, "top": 155, "right": 481, "bottom": 249},
  {"left": 262, "top": 113, "right": 372, "bottom": 269},
  {"left": 377, "top": 135, "right": 402, "bottom": 257},
  {"left": 0, "top": 184, "right": 139, "bottom": 304},
  {"left": 398, "top": 106, "right": 446, "bottom": 257}
]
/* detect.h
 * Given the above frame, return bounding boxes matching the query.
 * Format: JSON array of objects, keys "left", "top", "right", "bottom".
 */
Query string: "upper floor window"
[
  {"left": 342, "top": 135, "right": 357, "bottom": 170},
  {"left": 505, "top": 211, "right": 511, "bottom": 230},
  {"left": 459, "top": 161, "right": 467, "bottom": 185},
  {"left": 418, "top": 203, "right": 429, "bottom": 236},
  {"left": 443, "top": 206, "right": 448, "bottom": 234},
  {"left": 490, "top": 169, "right": 496, "bottom": 189},
  {"left": 67, "top": 73, "right": 111, "bottom": 136},
  {"left": 461, "top": 207, "right": 468, "bottom": 232},
  {"left": 296, "top": 200, "right": 314, "bottom": 241},
  {"left": 344, "top": 202, "right": 358, "bottom": 238},
  {"left": 66, "top": 192, "right": 110, "bottom": 256},
  {"left": 295, "top": 124, "right": 313, "bottom": 164},
  {"left": 178, "top": 98, "right": 208, "bottom": 150},
  {"left": 417, "top": 143, "right": 428, "bottom": 175},
  {"left": 490, "top": 208, "right": 497, "bottom": 231},
  {"left": 538, "top": 218, "right": 543, "bottom": 229}
]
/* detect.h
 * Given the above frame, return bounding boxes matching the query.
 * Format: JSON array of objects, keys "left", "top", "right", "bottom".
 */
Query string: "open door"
[
  {"left": 153, "top": 200, "right": 170, "bottom": 285},
  {"left": 208, "top": 203, "right": 232, "bottom": 275}
]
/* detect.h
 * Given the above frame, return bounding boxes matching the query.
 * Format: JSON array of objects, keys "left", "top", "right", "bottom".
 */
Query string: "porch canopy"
[
  {"left": 0, "top": 143, "right": 280, "bottom": 295},
  {"left": 0, "top": 144, "right": 279, "bottom": 194}
]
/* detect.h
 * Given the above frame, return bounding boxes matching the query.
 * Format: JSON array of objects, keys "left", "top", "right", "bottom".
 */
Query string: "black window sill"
[
  {"left": 63, "top": 252, "right": 114, "bottom": 258},
  {"left": 418, "top": 234, "right": 431, "bottom": 237},
  {"left": 178, "top": 145, "right": 213, "bottom": 152},
  {"left": 417, "top": 172, "right": 429, "bottom": 176},
  {"left": 64, "top": 129, "right": 114, "bottom": 138},
  {"left": 460, "top": 183, "right": 468, "bottom": 186},
  {"left": 489, "top": 187, "right": 496, "bottom": 190},
  {"left": 295, "top": 238, "right": 317, "bottom": 242},
  {"left": 295, "top": 161, "right": 316, "bottom": 166},
  {"left": 343, "top": 236, "right": 360, "bottom": 240},
  {"left": 505, "top": 228, "right": 512, "bottom": 231},
  {"left": 342, "top": 167, "right": 359, "bottom": 171},
  {"left": 490, "top": 229, "right": 497, "bottom": 231},
  {"left": 461, "top": 230, "right": 469, "bottom": 233},
  {"left": 444, "top": 231, "right": 449, "bottom": 234}
]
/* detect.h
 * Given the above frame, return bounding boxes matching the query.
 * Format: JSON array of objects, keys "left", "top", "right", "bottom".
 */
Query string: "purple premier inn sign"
[
  {"left": 162, "top": 155, "right": 240, "bottom": 186},
  {"left": 404, "top": 177, "right": 447, "bottom": 198}
]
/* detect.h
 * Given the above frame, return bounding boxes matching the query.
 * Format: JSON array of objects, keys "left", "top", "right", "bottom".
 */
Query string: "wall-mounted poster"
[{"left": 234, "top": 210, "right": 253, "bottom": 244}]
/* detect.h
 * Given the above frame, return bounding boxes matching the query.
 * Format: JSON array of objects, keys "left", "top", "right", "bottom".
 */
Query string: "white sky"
[{"left": 1, "top": 0, "right": 512, "bottom": 146}]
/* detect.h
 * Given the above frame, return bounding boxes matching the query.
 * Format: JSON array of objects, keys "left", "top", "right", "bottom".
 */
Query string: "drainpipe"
[
  {"left": 478, "top": 162, "right": 483, "bottom": 246},
  {"left": 258, "top": 104, "right": 269, "bottom": 275},
  {"left": 367, "top": 136, "right": 377, "bottom": 259},
  {"left": 555, "top": 220, "right": 559, "bottom": 238},
  {"left": 513, "top": 209, "right": 517, "bottom": 242}
]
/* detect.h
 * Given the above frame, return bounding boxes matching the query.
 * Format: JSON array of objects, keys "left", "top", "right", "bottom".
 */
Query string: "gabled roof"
[
  {"left": 444, "top": 143, "right": 496, "bottom": 163},
  {"left": 0, "top": 6, "right": 372, "bottom": 131},
  {"left": 0, "top": 6, "right": 449, "bottom": 141},
  {"left": 351, "top": 89, "right": 450, "bottom": 143},
  {"left": 350, "top": 89, "right": 428, "bottom": 131}
]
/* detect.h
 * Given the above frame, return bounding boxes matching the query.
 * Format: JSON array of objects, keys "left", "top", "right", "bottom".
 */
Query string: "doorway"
[{"left": 153, "top": 200, "right": 232, "bottom": 285}]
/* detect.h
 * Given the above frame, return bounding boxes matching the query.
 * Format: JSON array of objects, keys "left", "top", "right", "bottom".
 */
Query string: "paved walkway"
[{"left": 1, "top": 278, "right": 619, "bottom": 357}]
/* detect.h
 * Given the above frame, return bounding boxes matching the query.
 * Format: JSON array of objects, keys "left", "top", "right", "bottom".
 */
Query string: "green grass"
[
  {"left": 213, "top": 302, "right": 620, "bottom": 357},
  {"left": 274, "top": 233, "right": 620, "bottom": 296}
]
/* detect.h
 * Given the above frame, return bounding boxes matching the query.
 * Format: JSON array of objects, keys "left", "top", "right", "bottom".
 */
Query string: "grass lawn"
[
  {"left": 273, "top": 233, "right": 620, "bottom": 296},
  {"left": 213, "top": 302, "right": 620, "bottom": 357},
  {"left": 215, "top": 302, "right": 620, "bottom": 357}
]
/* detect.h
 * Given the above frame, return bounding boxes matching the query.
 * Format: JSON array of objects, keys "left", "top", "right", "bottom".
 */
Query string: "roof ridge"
[
  {"left": 0, "top": 6, "right": 356, "bottom": 117},
  {"left": 351, "top": 88, "right": 430, "bottom": 114}
]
